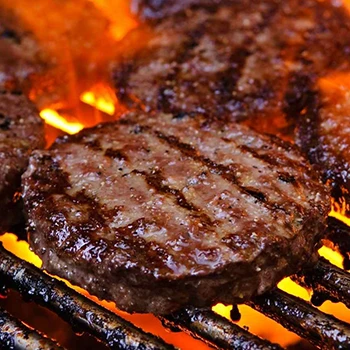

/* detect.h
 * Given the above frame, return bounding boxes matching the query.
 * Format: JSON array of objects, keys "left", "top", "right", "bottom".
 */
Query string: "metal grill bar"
[
  {"left": 294, "top": 258, "right": 350, "bottom": 309},
  {"left": 160, "top": 307, "right": 284, "bottom": 350},
  {"left": 247, "top": 289, "right": 350, "bottom": 350},
  {"left": 0, "top": 306, "right": 64, "bottom": 350},
  {"left": 326, "top": 217, "right": 350, "bottom": 269},
  {"left": 0, "top": 243, "right": 175, "bottom": 350}
]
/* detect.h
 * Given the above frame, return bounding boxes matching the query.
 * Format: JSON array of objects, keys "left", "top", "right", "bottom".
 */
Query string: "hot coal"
[{"left": 22, "top": 111, "right": 329, "bottom": 314}]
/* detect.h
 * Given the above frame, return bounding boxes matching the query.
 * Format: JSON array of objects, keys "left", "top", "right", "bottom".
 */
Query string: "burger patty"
[
  {"left": 113, "top": 0, "right": 350, "bottom": 139},
  {"left": 0, "top": 91, "right": 45, "bottom": 233},
  {"left": 22, "top": 112, "right": 329, "bottom": 314}
]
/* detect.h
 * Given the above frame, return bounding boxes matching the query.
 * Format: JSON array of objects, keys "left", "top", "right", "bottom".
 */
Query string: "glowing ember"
[{"left": 40, "top": 109, "right": 84, "bottom": 135}]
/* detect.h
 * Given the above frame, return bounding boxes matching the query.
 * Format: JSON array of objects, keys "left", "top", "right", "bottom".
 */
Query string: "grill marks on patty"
[
  {"left": 22, "top": 111, "right": 330, "bottom": 313},
  {"left": 113, "top": 0, "right": 350, "bottom": 142},
  {"left": 65, "top": 115, "right": 310, "bottom": 240},
  {"left": 113, "top": 0, "right": 282, "bottom": 118}
]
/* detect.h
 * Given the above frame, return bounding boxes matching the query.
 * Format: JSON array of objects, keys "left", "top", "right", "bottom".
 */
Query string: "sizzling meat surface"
[
  {"left": 0, "top": 91, "right": 45, "bottom": 233},
  {"left": 22, "top": 112, "right": 329, "bottom": 314},
  {"left": 113, "top": 0, "right": 350, "bottom": 140}
]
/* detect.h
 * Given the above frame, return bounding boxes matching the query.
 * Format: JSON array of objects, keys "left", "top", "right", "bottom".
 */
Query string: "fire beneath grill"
[{"left": 0, "top": 0, "right": 350, "bottom": 349}]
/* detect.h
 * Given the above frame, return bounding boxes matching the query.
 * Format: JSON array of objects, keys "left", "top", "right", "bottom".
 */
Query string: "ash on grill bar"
[{"left": 1, "top": 0, "right": 350, "bottom": 349}]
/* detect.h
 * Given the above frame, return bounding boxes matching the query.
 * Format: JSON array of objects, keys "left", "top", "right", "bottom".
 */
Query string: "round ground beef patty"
[
  {"left": 0, "top": 91, "right": 45, "bottom": 233},
  {"left": 112, "top": 0, "right": 350, "bottom": 139},
  {"left": 22, "top": 112, "right": 329, "bottom": 314}
]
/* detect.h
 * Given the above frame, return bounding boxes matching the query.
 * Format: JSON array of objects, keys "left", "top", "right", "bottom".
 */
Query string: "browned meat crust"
[
  {"left": 113, "top": 0, "right": 350, "bottom": 141},
  {"left": 22, "top": 112, "right": 329, "bottom": 314},
  {"left": 131, "top": 0, "right": 224, "bottom": 20},
  {"left": 0, "top": 91, "right": 45, "bottom": 233},
  {"left": 0, "top": 8, "right": 44, "bottom": 91}
]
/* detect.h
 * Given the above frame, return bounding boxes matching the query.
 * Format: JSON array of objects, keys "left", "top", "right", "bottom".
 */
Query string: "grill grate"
[
  {"left": 1, "top": 216, "right": 350, "bottom": 350},
  {"left": 0, "top": 244, "right": 175, "bottom": 350},
  {"left": 248, "top": 290, "right": 350, "bottom": 350},
  {"left": 0, "top": 306, "right": 63, "bottom": 350},
  {"left": 161, "top": 307, "right": 283, "bottom": 350}
]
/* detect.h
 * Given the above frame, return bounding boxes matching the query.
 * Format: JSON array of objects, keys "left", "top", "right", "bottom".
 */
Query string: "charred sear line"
[
  {"left": 84, "top": 139, "right": 102, "bottom": 151},
  {"left": 157, "top": 23, "right": 207, "bottom": 113},
  {"left": 215, "top": 47, "right": 251, "bottom": 110},
  {"left": 104, "top": 148, "right": 128, "bottom": 161},
  {"left": 295, "top": 88, "right": 322, "bottom": 165},
  {"left": 153, "top": 130, "right": 282, "bottom": 210},
  {"left": 65, "top": 190, "right": 107, "bottom": 236},
  {"left": 114, "top": 217, "right": 178, "bottom": 271},
  {"left": 244, "top": 189, "right": 266, "bottom": 202},
  {"left": 237, "top": 144, "right": 297, "bottom": 170},
  {"left": 278, "top": 173, "right": 296, "bottom": 184},
  {"left": 0, "top": 114, "right": 11, "bottom": 130},
  {"left": 133, "top": 169, "right": 213, "bottom": 224},
  {"left": 214, "top": 3, "right": 279, "bottom": 112},
  {"left": 238, "top": 144, "right": 278, "bottom": 168}
]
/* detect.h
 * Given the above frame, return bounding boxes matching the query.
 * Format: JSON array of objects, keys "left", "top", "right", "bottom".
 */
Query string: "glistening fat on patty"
[{"left": 22, "top": 112, "right": 329, "bottom": 314}]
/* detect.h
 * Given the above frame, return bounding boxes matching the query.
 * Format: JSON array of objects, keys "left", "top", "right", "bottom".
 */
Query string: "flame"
[
  {"left": 0, "top": 233, "right": 41, "bottom": 268},
  {"left": 40, "top": 109, "right": 84, "bottom": 135},
  {"left": 80, "top": 84, "right": 117, "bottom": 115},
  {"left": 90, "top": 0, "right": 138, "bottom": 40}
]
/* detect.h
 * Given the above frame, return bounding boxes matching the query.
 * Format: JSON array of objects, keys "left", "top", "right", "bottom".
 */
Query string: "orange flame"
[
  {"left": 40, "top": 109, "right": 84, "bottom": 135},
  {"left": 80, "top": 84, "right": 117, "bottom": 115},
  {"left": 90, "top": 0, "right": 138, "bottom": 40}
]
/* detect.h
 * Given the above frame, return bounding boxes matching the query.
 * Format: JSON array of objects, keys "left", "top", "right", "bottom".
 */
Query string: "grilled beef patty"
[
  {"left": 0, "top": 91, "right": 45, "bottom": 233},
  {"left": 22, "top": 112, "right": 329, "bottom": 314},
  {"left": 113, "top": 0, "right": 350, "bottom": 140}
]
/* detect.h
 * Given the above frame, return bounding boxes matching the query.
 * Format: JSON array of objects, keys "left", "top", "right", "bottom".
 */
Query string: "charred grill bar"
[
  {"left": 1, "top": 219, "right": 350, "bottom": 349},
  {"left": 0, "top": 306, "right": 63, "bottom": 350},
  {"left": 0, "top": 243, "right": 175, "bottom": 350},
  {"left": 248, "top": 290, "right": 350, "bottom": 349},
  {"left": 294, "top": 258, "right": 350, "bottom": 309},
  {"left": 326, "top": 217, "right": 350, "bottom": 269},
  {"left": 160, "top": 307, "right": 283, "bottom": 350}
]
